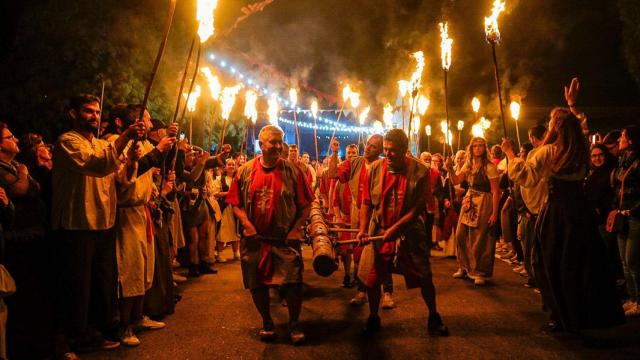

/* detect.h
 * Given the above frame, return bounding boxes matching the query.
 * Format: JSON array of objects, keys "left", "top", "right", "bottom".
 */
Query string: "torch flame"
[
  {"left": 417, "top": 95, "right": 430, "bottom": 116},
  {"left": 383, "top": 103, "right": 394, "bottom": 127},
  {"left": 484, "top": 0, "right": 506, "bottom": 44},
  {"left": 480, "top": 117, "right": 492, "bottom": 130},
  {"left": 342, "top": 85, "right": 352, "bottom": 103},
  {"left": 440, "top": 120, "right": 449, "bottom": 135},
  {"left": 200, "top": 67, "right": 221, "bottom": 100},
  {"left": 183, "top": 85, "right": 202, "bottom": 113},
  {"left": 471, "top": 123, "right": 485, "bottom": 138},
  {"left": 244, "top": 90, "right": 258, "bottom": 124},
  {"left": 310, "top": 100, "right": 319, "bottom": 118},
  {"left": 425, "top": 124, "right": 432, "bottom": 136},
  {"left": 472, "top": 97, "right": 481, "bottom": 113},
  {"left": 359, "top": 106, "right": 370, "bottom": 125},
  {"left": 373, "top": 121, "right": 384, "bottom": 134},
  {"left": 439, "top": 22, "right": 453, "bottom": 71},
  {"left": 219, "top": 84, "right": 242, "bottom": 121},
  {"left": 457, "top": 120, "right": 465, "bottom": 131},
  {"left": 412, "top": 115, "right": 420, "bottom": 134},
  {"left": 349, "top": 92, "right": 360, "bottom": 109},
  {"left": 267, "top": 94, "right": 279, "bottom": 126},
  {"left": 410, "top": 51, "right": 425, "bottom": 93},
  {"left": 289, "top": 88, "right": 298, "bottom": 107},
  {"left": 398, "top": 80, "right": 410, "bottom": 98},
  {"left": 197, "top": 0, "right": 218, "bottom": 43},
  {"left": 510, "top": 100, "right": 520, "bottom": 121}
]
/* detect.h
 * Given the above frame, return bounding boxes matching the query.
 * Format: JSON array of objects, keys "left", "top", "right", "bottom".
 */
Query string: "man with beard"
[
  {"left": 52, "top": 94, "right": 145, "bottom": 355},
  {"left": 227, "top": 125, "right": 313, "bottom": 344},
  {"left": 332, "top": 144, "right": 359, "bottom": 288},
  {"left": 356, "top": 129, "right": 448, "bottom": 336},
  {"left": 327, "top": 135, "right": 396, "bottom": 308}
]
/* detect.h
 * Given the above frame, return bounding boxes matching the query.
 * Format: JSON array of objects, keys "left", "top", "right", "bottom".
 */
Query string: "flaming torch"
[
  {"left": 398, "top": 80, "right": 410, "bottom": 130},
  {"left": 425, "top": 124, "right": 432, "bottom": 152},
  {"left": 472, "top": 97, "right": 481, "bottom": 115},
  {"left": 440, "top": 22, "right": 453, "bottom": 158},
  {"left": 407, "top": 51, "right": 425, "bottom": 139},
  {"left": 200, "top": 67, "right": 221, "bottom": 100},
  {"left": 289, "top": 88, "right": 300, "bottom": 145},
  {"left": 267, "top": 94, "right": 279, "bottom": 126},
  {"left": 383, "top": 103, "right": 394, "bottom": 129},
  {"left": 197, "top": 0, "right": 218, "bottom": 44},
  {"left": 241, "top": 89, "right": 258, "bottom": 154},
  {"left": 416, "top": 95, "right": 430, "bottom": 152},
  {"left": 471, "top": 123, "right": 485, "bottom": 139},
  {"left": 510, "top": 100, "right": 522, "bottom": 148},
  {"left": 457, "top": 120, "right": 465, "bottom": 152},
  {"left": 327, "top": 84, "right": 353, "bottom": 156},
  {"left": 358, "top": 106, "right": 370, "bottom": 150},
  {"left": 311, "top": 99, "right": 319, "bottom": 162},
  {"left": 218, "top": 85, "right": 242, "bottom": 147},
  {"left": 183, "top": 85, "right": 202, "bottom": 141},
  {"left": 484, "top": 0, "right": 509, "bottom": 140},
  {"left": 440, "top": 121, "right": 449, "bottom": 155}
]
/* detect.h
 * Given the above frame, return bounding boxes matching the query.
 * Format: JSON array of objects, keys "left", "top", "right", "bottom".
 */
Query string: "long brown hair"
[
  {"left": 542, "top": 107, "right": 589, "bottom": 175},
  {"left": 464, "top": 137, "right": 492, "bottom": 177}
]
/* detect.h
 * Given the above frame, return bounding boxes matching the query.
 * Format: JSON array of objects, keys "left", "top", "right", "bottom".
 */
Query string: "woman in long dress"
[
  {"left": 213, "top": 159, "right": 240, "bottom": 262},
  {"left": 502, "top": 107, "right": 625, "bottom": 333},
  {"left": 448, "top": 138, "right": 501, "bottom": 286}
]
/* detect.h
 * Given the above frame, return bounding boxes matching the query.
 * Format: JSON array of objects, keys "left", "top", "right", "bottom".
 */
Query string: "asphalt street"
[{"left": 85, "top": 246, "right": 640, "bottom": 360}]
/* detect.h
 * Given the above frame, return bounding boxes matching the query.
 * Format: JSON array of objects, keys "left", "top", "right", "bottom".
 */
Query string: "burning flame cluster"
[
  {"left": 472, "top": 97, "right": 481, "bottom": 113},
  {"left": 200, "top": 67, "right": 221, "bottom": 99},
  {"left": 184, "top": 85, "right": 202, "bottom": 113},
  {"left": 310, "top": 100, "right": 319, "bottom": 118},
  {"left": 510, "top": 101, "right": 520, "bottom": 121},
  {"left": 359, "top": 106, "right": 370, "bottom": 125},
  {"left": 219, "top": 85, "right": 242, "bottom": 121},
  {"left": 471, "top": 123, "right": 485, "bottom": 138},
  {"left": 197, "top": 0, "right": 218, "bottom": 43},
  {"left": 342, "top": 85, "right": 352, "bottom": 103},
  {"left": 267, "top": 94, "right": 279, "bottom": 125},
  {"left": 439, "top": 22, "right": 453, "bottom": 71},
  {"left": 383, "top": 103, "right": 394, "bottom": 128},
  {"left": 244, "top": 90, "right": 258, "bottom": 124},
  {"left": 398, "top": 80, "right": 410, "bottom": 98},
  {"left": 289, "top": 88, "right": 298, "bottom": 107},
  {"left": 440, "top": 121, "right": 453, "bottom": 144},
  {"left": 485, "top": 0, "right": 506, "bottom": 43},
  {"left": 417, "top": 95, "right": 430, "bottom": 116},
  {"left": 409, "top": 51, "right": 425, "bottom": 94}
]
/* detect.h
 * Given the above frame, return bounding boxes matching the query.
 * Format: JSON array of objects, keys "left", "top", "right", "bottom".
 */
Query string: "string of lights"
[{"left": 207, "top": 52, "right": 385, "bottom": 135}]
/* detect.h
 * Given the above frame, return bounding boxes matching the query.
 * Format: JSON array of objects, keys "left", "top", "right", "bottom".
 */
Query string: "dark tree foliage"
[{"left": 0, "top": 0, "right": 196, "bottom": 141}]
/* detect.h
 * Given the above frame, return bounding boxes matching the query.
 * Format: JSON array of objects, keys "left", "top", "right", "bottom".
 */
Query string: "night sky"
[{"left": 1, "top": 0, "right": 638, "bottom": 137}]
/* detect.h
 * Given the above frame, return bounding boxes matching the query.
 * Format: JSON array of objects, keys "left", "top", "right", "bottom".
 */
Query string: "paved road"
[{"left": 86, "top": 246, "right": 640, "bottom": 360}]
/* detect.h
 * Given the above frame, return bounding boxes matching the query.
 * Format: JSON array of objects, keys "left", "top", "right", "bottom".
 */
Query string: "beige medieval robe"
[{"left": 115, "top": 140, "right": 156, "bottom": 298}]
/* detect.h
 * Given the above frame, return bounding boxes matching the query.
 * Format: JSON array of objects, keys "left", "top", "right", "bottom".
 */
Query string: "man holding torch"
[
  {"left": 355, "top": 129, "right": 448, "bottom": 336},
  {"left": 226, "top": 125, "right": 313, "bottom": 345}
]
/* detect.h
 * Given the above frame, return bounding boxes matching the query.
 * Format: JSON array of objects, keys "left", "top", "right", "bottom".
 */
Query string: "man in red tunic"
[
  {"left": 328, "top": 135, "right": 395, "bottom": 307},
  {"left": 332, "top": 144, "right": 359, "bottom": 288},
  {"left": 227, "top": 125, "right": 313, "bottom": 344},
  {"left": 356, "top": 129, "right": 448, "bottom": 336}
]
